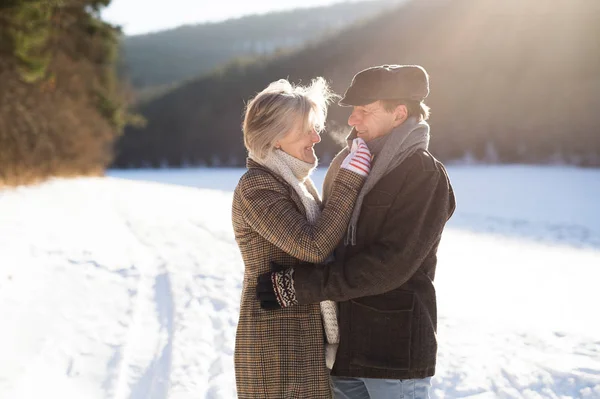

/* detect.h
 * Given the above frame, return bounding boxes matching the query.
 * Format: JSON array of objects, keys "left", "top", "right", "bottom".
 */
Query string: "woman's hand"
[{"left": 341, "top": 138, "right": 371, "bottom": 177}]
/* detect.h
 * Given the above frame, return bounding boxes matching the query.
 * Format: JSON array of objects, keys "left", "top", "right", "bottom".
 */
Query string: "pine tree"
[{"left": 0, "top": 0, "right": 139, "bottom": 186}]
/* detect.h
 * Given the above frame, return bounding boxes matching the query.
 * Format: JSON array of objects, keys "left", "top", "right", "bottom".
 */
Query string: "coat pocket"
[
  {"left": 360, "top": 189, "right": 394, "bottom": 244},
  {"left": 349, "top": 290, "right": 414, "bottom": 370},
  {"left": 362, "top": 188, "right": 394, "bottom": 208},
  {"left": 254, "top": 314, "right": 328, "bottom": 398}
]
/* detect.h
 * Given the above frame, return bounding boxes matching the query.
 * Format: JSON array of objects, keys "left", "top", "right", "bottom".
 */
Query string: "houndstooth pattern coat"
[{"left": 232, "top": 159, "right": 365, "bottom": 399}]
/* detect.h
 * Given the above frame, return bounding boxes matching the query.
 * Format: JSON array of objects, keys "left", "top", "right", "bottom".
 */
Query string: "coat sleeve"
[
  {"left": 239, "top": 168, "right": 365, "bottom": 264},
  {"left": 322, "top": 148, "right": 349, "bottom": 207},
  {"left": 293, "top": 164, "right": 454, "bottom": 303}
]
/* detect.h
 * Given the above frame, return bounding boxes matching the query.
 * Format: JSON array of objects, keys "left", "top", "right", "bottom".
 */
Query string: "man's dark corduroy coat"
[{"left": 294, "top": 147, "right": 456, "bottom": 379}]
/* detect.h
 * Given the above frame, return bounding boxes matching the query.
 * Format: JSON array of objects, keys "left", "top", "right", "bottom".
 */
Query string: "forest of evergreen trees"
[
  {"left": 1, "top": 0, "right": 599, "bottom": 187},
  {"left": 119, "top": 0, "right": 399, "bottom": 99},
  {"left": 0, "top": 0, "right": 133, "bottom": 186},
  {"left": 114, "top": 0, "right": 600, "bottom": 168}
]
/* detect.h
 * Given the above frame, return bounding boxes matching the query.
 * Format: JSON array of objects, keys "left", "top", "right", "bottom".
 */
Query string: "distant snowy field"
[{"left": 0, "top": 166, "right": 599, "bottom": 399}]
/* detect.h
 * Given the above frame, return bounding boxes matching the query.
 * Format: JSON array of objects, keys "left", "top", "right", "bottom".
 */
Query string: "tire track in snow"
[
  {"left": 102, "top": 191, "right": 177, "bottom": 399},
  {"left": 129, "top": 268, "right": 175, "bottom": 399},
  {"left": 114, "top": 218, "right": 177, "bottom": 399},
  {"left": 107, "top": 261, "right": 147, "bottom": 399},
  {"left": 107, "top": 180, "right": 241, "bottom": 398}
]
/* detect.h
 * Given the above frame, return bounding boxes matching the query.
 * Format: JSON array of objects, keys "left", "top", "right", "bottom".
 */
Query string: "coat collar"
[{"left": 245, "top": 158, "right": 321, "bottom": 211}]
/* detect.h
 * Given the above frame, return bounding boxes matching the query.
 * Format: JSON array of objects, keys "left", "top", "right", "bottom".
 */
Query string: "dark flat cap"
[{"left": 339, "top": 64, "right": 429, "bottom": 106}]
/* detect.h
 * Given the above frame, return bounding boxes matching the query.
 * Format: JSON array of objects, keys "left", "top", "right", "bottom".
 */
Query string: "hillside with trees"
[
  {"left": 119, "top": 0, "right": 401, "bottom": 96},
  {"left": 0, "top": 0, "right": 132, "bottom": 186},
  {"left": 114, "top": 0, "right": 600, "bottom": 168}
]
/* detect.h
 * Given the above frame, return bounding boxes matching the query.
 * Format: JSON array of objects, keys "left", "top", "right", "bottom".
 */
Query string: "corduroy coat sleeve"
[
  {"left": 293, "top": 161, "right": 454, "bottom": 303},
  {"left": 238, "top": 167, "right": 365, "bottom": 264}
]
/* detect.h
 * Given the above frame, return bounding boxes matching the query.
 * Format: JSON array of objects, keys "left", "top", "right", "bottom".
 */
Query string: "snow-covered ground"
[{"left": 1, "top": 166, "right": 599, "bottom": 399}]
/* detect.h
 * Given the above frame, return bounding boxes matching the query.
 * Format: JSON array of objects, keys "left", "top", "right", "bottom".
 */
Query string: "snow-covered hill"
[{"left": 1, "top": 166, "right": 599, "bottom": 398}]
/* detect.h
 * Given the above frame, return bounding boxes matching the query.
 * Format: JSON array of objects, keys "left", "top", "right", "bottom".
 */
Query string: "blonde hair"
[{"left": 242, "top": 77, "right": 335, "bottom": 160}]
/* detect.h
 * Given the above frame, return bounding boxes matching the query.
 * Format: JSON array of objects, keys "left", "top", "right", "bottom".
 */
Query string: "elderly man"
[{"left": 258, "top": 65, "right": 456, "bottom": 399}]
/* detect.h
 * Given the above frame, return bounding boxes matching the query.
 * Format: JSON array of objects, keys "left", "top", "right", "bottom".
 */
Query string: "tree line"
[
  {"left": 118, "top": 0, "right": 398, "bottom": 101},
  {"left": 0, "top": 0, "right": 137, "bottom": 186},
  {"left": 1, "top": 0, "right": 599, "bottom": 188},
  {"left": 113, "top": 0, "right": 600, "bottom": 168}
]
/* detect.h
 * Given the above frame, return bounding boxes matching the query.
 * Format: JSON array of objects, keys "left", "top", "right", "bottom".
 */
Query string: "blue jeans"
[{"left": 332, "top": 376, "right": 431, "bottom": 399}]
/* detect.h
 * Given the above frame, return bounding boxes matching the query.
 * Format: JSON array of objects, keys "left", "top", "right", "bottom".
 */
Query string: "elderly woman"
[{"left": 232, "top": 77, "right": 372, "bottom": 399}]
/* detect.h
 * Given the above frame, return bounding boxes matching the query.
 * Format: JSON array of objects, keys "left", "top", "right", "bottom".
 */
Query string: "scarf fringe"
[{"left": 345, "top": 225, "right": 357, "bottom": 246}]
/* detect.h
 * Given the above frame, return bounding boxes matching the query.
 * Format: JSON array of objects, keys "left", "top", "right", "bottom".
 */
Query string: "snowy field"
[{"left": 1, "top": 165, "right": 599, "bottom": 399}]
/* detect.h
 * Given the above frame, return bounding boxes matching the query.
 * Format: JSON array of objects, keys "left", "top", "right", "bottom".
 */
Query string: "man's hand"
[
  {"left": 256, "top": 262, "right": 298, "bottom": 310},
  {"left": 256, "top": 271, "right": 281, "bottom": 309}
]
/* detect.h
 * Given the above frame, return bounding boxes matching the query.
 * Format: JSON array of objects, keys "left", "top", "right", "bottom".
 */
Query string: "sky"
[{"left": 101, "top": 0, "right": 367, "bottom": 36}]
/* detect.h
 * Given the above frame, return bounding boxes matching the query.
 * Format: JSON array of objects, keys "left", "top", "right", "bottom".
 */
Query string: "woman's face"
[{"left": 276, "top": 117, "right": 321, "bottom": 164}]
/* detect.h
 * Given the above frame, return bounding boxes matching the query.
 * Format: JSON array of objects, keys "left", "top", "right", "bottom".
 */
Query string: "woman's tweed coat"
[{"left": 232, "top": 158, "right": 365, "bottom": 399}]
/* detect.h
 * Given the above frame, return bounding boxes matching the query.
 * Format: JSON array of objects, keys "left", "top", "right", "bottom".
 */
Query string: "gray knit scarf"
[{"left": 346, "top": 117, "right": 430, "bottom": 245}]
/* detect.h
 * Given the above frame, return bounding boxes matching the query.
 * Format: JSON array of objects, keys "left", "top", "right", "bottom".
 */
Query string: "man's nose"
[{"left": 348, "top": 110, "right": 360, "bottom": 126}]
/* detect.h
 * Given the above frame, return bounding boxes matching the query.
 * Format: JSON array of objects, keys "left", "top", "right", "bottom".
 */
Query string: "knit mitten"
[
  {"left": 341, "top": 137, "right": 372, "bottom": 177},
  {"left": 256, "top": 262, "right": 298, "bottom": 309}
]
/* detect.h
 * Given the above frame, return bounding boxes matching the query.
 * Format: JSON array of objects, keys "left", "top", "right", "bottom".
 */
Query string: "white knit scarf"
[{"left": 249, "top": 149, "right": 340, "bottom": 369}]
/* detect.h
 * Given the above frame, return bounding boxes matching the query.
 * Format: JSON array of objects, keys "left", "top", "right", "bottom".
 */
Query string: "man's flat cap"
[{"left": 339, "top": 64, "right": 429, "bottom": 106}]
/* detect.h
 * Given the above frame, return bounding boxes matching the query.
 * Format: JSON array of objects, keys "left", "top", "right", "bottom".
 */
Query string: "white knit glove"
[{"left": 341, "top": 137, "right": 371, "bottom": 177}]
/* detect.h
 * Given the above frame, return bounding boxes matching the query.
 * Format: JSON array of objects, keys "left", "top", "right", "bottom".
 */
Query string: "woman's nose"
[{"left": 311, "top": 130, "right": 321, "bottom": 143}]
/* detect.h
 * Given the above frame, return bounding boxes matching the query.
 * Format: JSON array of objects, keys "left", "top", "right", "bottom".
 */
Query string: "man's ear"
[{"left": 393, "top": 104, "right": 408, "bottom": 127}]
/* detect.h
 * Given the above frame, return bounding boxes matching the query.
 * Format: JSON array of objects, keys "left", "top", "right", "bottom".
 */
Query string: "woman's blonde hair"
[{"left": 242, "top": 77, "right": 335, "bottom": 160}]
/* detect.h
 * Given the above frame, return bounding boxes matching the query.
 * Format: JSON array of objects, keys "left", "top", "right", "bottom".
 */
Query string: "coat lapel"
[{"left": 246, "top": 158, "right": 312, "bottom": 216}]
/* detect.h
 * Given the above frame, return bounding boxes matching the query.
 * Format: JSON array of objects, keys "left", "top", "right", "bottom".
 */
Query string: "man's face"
[{"left": 347, "top": 101, "right": 398, "bottom": 142}]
